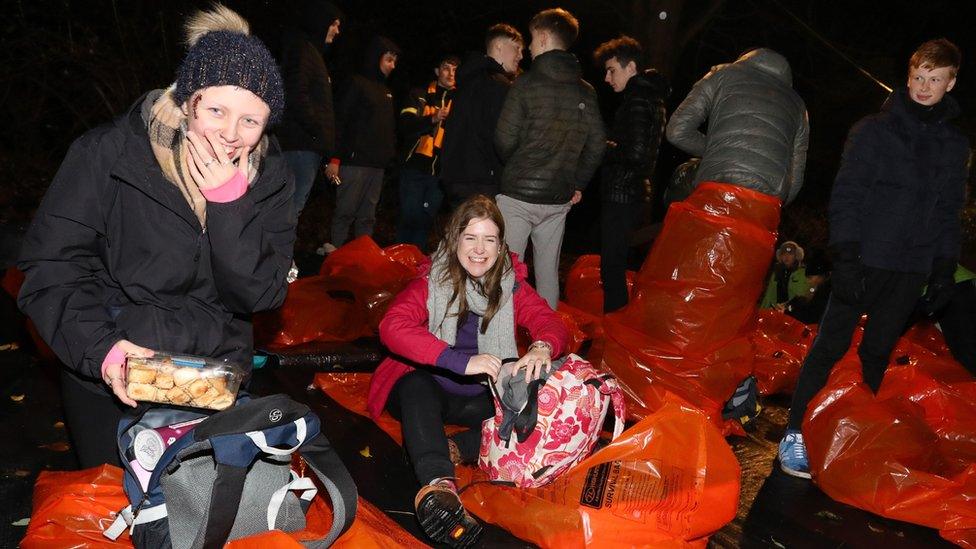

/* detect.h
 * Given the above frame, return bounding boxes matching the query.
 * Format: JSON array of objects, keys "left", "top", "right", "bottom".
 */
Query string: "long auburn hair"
[{"left": 432, "top": 195, "right": 511, "bottom": 334}]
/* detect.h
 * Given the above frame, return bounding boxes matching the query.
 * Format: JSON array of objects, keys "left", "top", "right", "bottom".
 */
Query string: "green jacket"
[{"left": 760, "top": 266, "right": 810, "bottom": 308}]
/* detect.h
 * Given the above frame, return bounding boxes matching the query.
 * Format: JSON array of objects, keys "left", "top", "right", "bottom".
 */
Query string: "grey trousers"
[
  {"left": 496, "top": 194, "right": 571, "bottom": 308},
  {"left": 331, "top": 165, "right": 384, "bottom": 246}
]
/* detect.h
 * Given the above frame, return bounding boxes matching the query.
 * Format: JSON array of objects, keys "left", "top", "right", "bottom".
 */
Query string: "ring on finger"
[{"left": 204, "top": 158, "right": 216, "bottom": 167}]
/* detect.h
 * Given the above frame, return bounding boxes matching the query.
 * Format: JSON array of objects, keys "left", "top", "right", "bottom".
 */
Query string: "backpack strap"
[
  {"left": 199, "top": 463, "right": 248, "bottom": 549},
  {"left": 298, "top": 431, "right": 358, "bottom": 548}
]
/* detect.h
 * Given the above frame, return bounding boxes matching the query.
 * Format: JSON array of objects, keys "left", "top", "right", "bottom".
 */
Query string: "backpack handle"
[{"left": 244, "top": 418, "right": 308, "bottom": 455}]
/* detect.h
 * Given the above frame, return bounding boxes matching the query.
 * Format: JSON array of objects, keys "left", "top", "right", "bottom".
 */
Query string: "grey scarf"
[{"left": 426, "top": 249, "right": 518, "bottom": 361}]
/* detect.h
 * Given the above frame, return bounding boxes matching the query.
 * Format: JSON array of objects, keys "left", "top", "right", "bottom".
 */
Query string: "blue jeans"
[
  {"left": 282, "top": 150, "right": 322, "bottom": 217},
  {"left": 396, "top": 168, "right": 443, "bottom": 252}
]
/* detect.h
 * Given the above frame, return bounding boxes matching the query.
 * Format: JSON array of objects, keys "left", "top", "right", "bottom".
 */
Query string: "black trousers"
[
  {"left": 939, "top": 280, "right": 976, "bottom": 375},
  {"left": 787, "top": 268, "right": 926, "bottom": 430},
  {"left": 60, "top": 368, "right": 127, "bottom": 468},
  {"left": 600, "top": 200, "right": 642, "bottom": 313},
  {"left": 386, "top": 369, "right": 494, "bottom": 485}
]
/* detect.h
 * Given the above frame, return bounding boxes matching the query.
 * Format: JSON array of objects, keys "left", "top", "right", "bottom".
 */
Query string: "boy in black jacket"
[
  {"left": 439, "top": 24, "right": 523, "bottom": 208},
  {"left": 593, "top": 36, "right": 669, "bottom": 312},
  {"left": 395, "top": 54, "right": 458, "bottom": 251},
  {"left": 778, "top": 39, "right": 969, "bottom": 479},
  {"left": 324, "top": 36, "right": 400, "bottom": 250}
]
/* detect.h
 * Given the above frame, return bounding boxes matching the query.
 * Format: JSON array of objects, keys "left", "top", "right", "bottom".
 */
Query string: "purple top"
[{"left": 434, "top": 313, "right": 489, "bottom": 396}]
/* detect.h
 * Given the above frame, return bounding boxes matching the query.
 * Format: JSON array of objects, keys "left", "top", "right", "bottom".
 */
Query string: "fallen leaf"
[
  {"left": 12, "top": 518, "right": 29, "bottom": 527},
  {"left": 867, "top": 523, "right": 884, "bottom": 533},
  {"left": 814, "top": 510, "right": 842, "bottom": 523},
  {"left": 14, "top": 470, "right": 30, "bottom": 477},
  {"left": 359, "top": 446, "right": 372, "bottom": 458},
  {"left": 39, "top": 442, "right": 71, "bottom": 452},
  {"left": 10, "top": 394, "right": 25, "bottom": 402}
]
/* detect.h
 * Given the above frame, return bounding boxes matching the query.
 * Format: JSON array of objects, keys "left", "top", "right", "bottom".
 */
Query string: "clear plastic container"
[{"left": 125, "top": 353, "right": 244, "bottom": 410}]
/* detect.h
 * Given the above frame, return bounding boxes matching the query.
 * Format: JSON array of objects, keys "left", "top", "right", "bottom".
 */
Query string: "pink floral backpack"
[{"left": 478, "top": 354, "right": 626, "bottom": 488}]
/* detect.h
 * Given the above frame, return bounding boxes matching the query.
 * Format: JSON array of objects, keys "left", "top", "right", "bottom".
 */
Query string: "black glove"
[
  {"left": 830, "top": 242, "right": 865, "bottom": 305},
  {"left": 921, "top": 258, "right": 957, "bottom": 315}
]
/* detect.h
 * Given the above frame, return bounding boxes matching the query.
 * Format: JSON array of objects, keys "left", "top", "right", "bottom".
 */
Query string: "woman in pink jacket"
[{"left": 366, "top": 195, "right": 569, "bottom": 547}]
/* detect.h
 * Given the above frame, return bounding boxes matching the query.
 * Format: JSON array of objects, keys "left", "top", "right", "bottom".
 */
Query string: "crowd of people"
[{"left": 10, "top": 1, "right": 975, "bottom": 547}]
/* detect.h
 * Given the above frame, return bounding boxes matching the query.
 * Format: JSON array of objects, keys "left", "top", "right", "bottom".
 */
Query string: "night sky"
[{"left": 3, "top": 0, "right": 974, "bottom": 257}]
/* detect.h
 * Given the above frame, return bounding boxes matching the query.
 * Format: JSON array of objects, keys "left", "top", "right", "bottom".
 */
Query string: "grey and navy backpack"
[{"left": 103, "top": 393, "right": 357, "bottom": 548}]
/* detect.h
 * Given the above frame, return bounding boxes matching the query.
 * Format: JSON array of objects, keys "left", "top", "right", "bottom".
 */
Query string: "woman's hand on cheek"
[
  {"left": 185, "top": 130, "right": 250, "bottom": 190},
  {"left": 464, "top": 353, "right": 502, "bottom": 381},
  {"left": 514, "top": 347, "right": 552, "bottom": 382}
]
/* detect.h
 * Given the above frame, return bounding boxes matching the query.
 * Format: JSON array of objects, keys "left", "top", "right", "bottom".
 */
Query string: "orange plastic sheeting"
[
  {"left": 750, "top": 310, "right": 817, "bottom": 396},
  {"left": 318, "top": 237, "right": 422, "bottom": 331},
  {"left": 2, "top": 266, "right": 24, "bottom": 298},
  {"left": 254, "top": 275, "right": 373, "bottom": 348},
  {"left": 601, "top": 183, "right": 779, "bottom": 432},
  {"left": 2, "top": 268, "right": 58, "bottom": 361},
  {"left": 601, "top": 327, "right": 755, "bottom": 434},
  {"left": 459, "top": 400, "right": 740, "bottom": 548},
  {"left": 563, "top": 254, "right": 635, "bottom": 317},
  {"left": 22, "top": 465, "right": 131, "bottom": 548},
  {"left": 804, "top": 330, "right": 976, "bottom": 546},
  {"left": 254, "top": 237, "right": 424, "bottom": 348},
  {"left": 517, "top": 308, "right": 586, "bottom": 356},
  {"left": 316, "top": 373, "right": 741, "bottom": 548},
  {"left": 226, "top": 496, "right": 426, "bottom": 549},
  {"left": 22, "top": 465, "right": 423, "bottom": 549}
]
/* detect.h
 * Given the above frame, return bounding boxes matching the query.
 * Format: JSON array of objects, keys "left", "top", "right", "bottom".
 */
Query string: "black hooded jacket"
[
  {"left": 600, "top": 69, "right": 670, "bottom": 203},
  {"left": 495, "top": 50, "right": 606, "bottom": 204},
  {"left": 332, "top": 36, "right": 400, "bottom": 168},
  {"left": 275, "top": 0, "right": 343, "bottom": 155},
  {"left": 439, "top": 52, "right": 515, "bottom": 185},
  {"left": 829, "top": 87, "right": 969, "bottom": 273},
  {"left": 17, "top": 94, "right": 296, "bottom": 395}
]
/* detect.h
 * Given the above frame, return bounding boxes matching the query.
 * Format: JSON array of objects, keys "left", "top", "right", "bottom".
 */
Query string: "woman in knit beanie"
[{"left": 17, "top": 4, "right": 295, "bottom": 468}]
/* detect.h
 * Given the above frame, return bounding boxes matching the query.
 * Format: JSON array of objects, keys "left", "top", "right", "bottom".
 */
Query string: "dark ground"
[{"left": 0, "top": 337, "right": 955, "bottom": 548}]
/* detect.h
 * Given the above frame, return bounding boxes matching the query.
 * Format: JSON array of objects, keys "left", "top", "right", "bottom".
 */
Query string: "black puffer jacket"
[
  {"left": 600, "top": 69, "right": 670, "bottom": 203},
  {"left": 439, "top": 52, "right": 514, "bottom": 185},
  {"left": 18, "top": 95, "right": 295, "bottom": 395},
  {"left": 829, "top": 87, "right": 969, "bottom": 274},
  {"left": 332, "top": 36, "right": 400, "bottom": 168},
  {"left": 275, "top": 1, "right": 342, "bottom": 155},
  {"left": 495, "top": 50, "right": 606, "bottom": 204},
  {"left": 666, "top": 48, "right": 809, "bottom": 204}
]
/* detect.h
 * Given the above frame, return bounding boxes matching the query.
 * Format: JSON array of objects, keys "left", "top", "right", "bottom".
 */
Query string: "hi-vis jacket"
[{"left": 399, "top": 81, "right": 454, "bottom": 174}]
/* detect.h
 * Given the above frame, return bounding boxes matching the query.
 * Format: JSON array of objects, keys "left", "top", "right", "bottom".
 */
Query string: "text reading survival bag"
[
  {"left": 479, "top": 354, "right": 626, "bottom": 488},
  {"left": 104, "top": 393, "right": 357, "bottom": 549}
]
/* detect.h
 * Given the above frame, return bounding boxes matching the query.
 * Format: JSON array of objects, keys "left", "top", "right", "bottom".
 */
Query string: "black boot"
[{"left": 414, "top": 478, "right": 482, "bottom": 548}]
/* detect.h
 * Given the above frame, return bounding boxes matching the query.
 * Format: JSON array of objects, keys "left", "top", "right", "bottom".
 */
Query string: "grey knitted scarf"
[{"left": 426, "top": 249, "right": 518, "bottom": 362}]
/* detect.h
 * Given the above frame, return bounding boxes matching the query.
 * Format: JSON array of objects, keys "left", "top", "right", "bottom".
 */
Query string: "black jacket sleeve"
[
  {"left": 576, "top": 86, "right": 607, "bottom": 190},
  {"left": 17, "top": 132, "right": 127, "bottom": 378},
  {"left": 205, "top": 160, "right": 296, "bottom": 315},
  {"left": 828, "top": 120, "right": 879, "bottom": 246},
  {"left": 332, "top": 77, "right": 364, "bottom": 163},
  {"left": 606, "top": 95, "right": 665, "bottom": 170},
  {"left": 398, "top": 88, "right": 435, "bottom": 141},
  {"left": 494, "top": 79, "right": 526, "bottom": 162},
  {"left": 282, "top": 40, "right": 333, "bottom": 153},
  {"left": 934, "top": 150, "right": 968, "bottom": 261}
]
